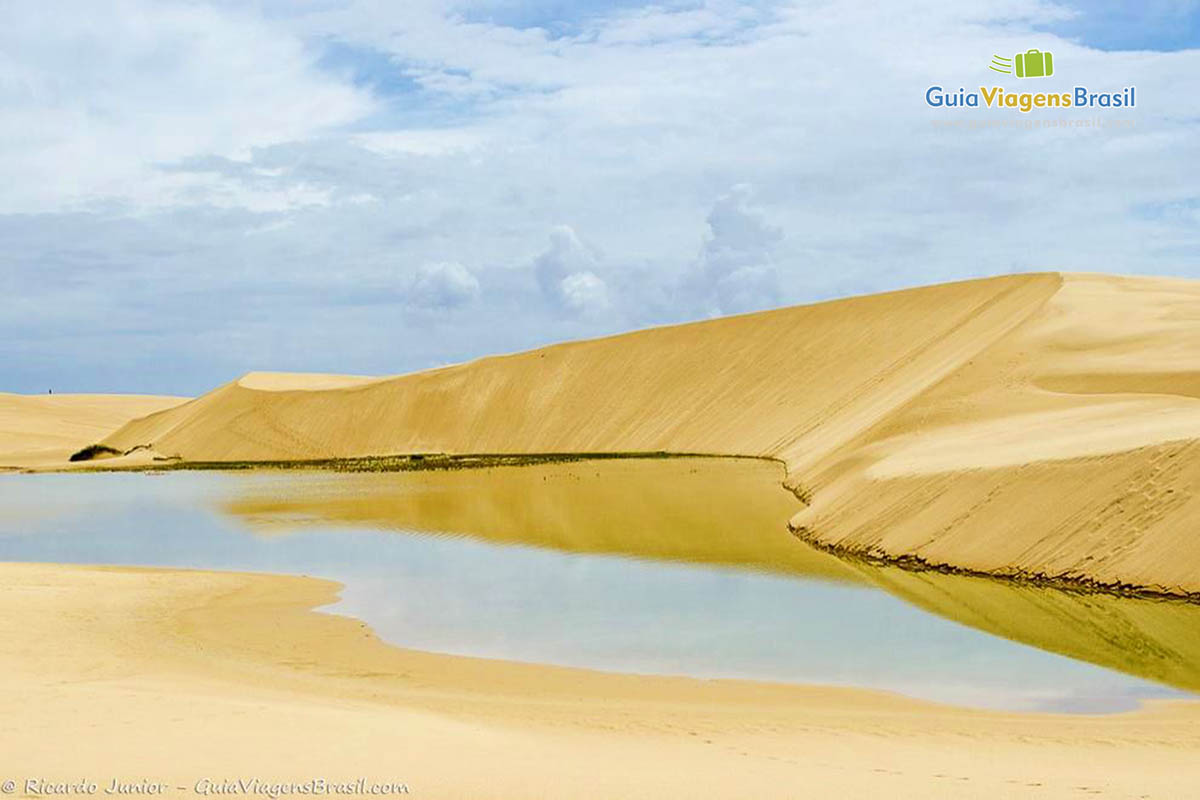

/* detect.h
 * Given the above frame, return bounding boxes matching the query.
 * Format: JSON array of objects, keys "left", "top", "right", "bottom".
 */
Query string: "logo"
[
  {"left": 925, "top": 47, "right": 1135, "bottom": 114},
  {"left": 990, "top": 49, "right": 1054, "bottom": 78}
]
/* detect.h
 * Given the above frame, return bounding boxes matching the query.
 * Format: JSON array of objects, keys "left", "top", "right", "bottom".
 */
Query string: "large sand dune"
[{"left": 101, "top": 272, "right": 1200, "bottom": 595}]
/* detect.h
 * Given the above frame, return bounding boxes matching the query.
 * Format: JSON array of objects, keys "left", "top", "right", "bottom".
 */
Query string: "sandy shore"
[{"left": 3, "top": 561, "right": 1200, "bottom": 799}]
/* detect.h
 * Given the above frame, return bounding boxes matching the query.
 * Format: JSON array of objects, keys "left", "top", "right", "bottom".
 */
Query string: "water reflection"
[
  {"left": 859, "top": 566, "right": 1200, "bottom": 698},
  {"left": 224, "top": 457, "right": 1200, "bottom": 705},
  {"left": 226, "top": 457, "right": 862, "bottom": 584}
]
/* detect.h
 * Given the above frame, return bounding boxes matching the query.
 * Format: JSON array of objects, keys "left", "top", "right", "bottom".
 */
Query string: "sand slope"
[
  {"left": 792, "top": 274, "right": 1200, "bottom": 596},
  {"left": 104, "top": 274, "right": 1057, "bottom": 462},
  {"left": 0, "top": 392, "right": 186, "bottom": 467},
  {"left": 102, "top": 272, "right": 1200, "bottom": 594}
]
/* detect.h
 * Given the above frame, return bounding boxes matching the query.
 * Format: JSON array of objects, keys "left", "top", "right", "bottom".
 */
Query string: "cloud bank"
[{"left": 3, "top": 0, "right": 1199, "bottom": 393}]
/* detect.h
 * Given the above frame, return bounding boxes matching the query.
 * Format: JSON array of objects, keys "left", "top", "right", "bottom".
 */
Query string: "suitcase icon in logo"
[{"left": 1014, "top": 49, "right": 1053, "bottom": 78}]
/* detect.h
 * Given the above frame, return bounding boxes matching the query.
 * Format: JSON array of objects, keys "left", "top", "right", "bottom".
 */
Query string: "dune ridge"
[{"left": 101, "top": 272, "right": 1200, "bottom": 595}]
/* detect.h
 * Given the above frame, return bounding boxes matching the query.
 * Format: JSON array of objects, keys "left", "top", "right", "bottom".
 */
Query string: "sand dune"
[
  {"left": 5, "top": 561, "right": 1200, "bottom": 800},
  {"left": 104, "top": 273, "right": 1057, "bottom": 461},
  {"left": 792, "top": 274, "right": 1200, "bottom": 596},
  {"left": 0, "top": 392, "right": 186, "bottom": 467},
  {"left": 99, "top": 272, "right": 1200, "bottom": 594}
]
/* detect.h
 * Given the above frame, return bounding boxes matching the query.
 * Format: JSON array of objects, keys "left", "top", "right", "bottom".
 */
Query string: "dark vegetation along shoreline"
[
  {"left": 787, "top": 515, "right": 1200, "bottom": 606},
  {"left": 60, "top": 448, "right": 748, "bottom": 473},
  {"left": 68, "top": 444, "right": 123, "bottom": 462}
]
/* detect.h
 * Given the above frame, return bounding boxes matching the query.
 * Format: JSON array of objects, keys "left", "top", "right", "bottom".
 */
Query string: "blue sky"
[
  {"left": 1044, "top": 0, "right": 1200, "bottom": 51},
  {"left": 3, "top": 0, "right": 1200, "bottom": 396}
]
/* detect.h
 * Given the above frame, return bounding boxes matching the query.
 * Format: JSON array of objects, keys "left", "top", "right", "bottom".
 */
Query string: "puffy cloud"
[
  {"left": 407, "top": 261, "right": 481, "bottom": 309},
  {"left": 687, "top": 185, "right": 784, "bottom": 315},
  {"left": 560, "top": 271, "right": 611, "bottom": 315},
  {"left": 533, "top": 226, "right": 611, "bottom": 315}
]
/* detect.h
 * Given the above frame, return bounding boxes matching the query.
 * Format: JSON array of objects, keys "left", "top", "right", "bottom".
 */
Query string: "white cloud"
[
  {"left": 560, "top": 271, "right": 611, "bottom": 315},
  {"left": 690, "top": 184, "right": 783, "bottom": 315},
  {"left": 407, "top": 261, "right": 481, "bottom": 309},
  {"left": 353, "top": 129, "right": 488, "bottom": 157},
  {"left": 0, "top": 1, "right": 373, "bottom": 213},
  {"left": 533, "top": 225, "right": 611, "bottom": 315}
]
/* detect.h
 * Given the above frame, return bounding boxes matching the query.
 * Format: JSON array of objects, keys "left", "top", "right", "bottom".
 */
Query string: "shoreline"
[
  {"left": 18, "top": 447, "right": 1200, "bottom": 606},
  {"left": 779, "top": 460, "right": 1200, "bottom": 605},
  {"left": 786, "top": 506, "right": 1200, "bottom": 605},
  {"left": 34, "top": 449, "right": 750, "bottom": 474}
]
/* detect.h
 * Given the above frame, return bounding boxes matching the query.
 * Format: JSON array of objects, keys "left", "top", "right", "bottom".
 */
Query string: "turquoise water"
[{"left": 0, "top": 471, "right": 1187, "bottom": 713}]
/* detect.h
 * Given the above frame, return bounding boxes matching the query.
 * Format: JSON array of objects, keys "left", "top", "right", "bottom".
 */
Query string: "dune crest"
[
  {"left": 102, "top": 272, "right": 1200, "bottom": 594},
  {"left": 235, "top": 371, "right": 386, "bottom": 391}
]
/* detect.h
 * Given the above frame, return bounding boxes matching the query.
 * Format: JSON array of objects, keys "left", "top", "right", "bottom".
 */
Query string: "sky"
[{"left": 3, "top": 0, "right": 1199, "bottom": 396}]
